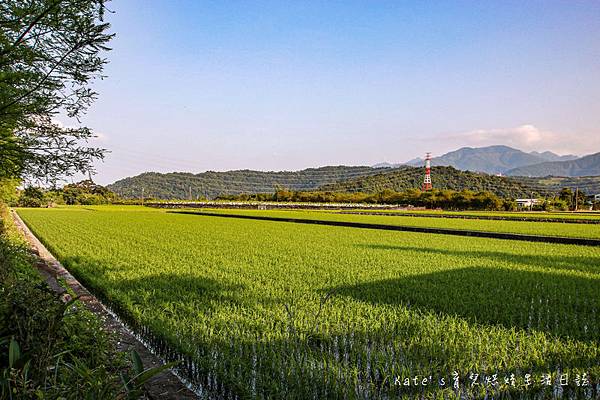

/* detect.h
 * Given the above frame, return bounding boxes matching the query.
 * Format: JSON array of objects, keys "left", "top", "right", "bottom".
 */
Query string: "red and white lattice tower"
[{"left": 422, "top": 152, "right": 432, "bottom": 191}]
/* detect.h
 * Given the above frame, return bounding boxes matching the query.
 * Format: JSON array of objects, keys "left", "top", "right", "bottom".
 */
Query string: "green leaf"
[
  {"left": 133, "top": 360, "right": 180, "bottom": 386},
  {"left": 8, "top": 338, "right": 20, "bottom": 369},
  {"left": 130, "top": 349, "right": 144, "bottom": 375}
]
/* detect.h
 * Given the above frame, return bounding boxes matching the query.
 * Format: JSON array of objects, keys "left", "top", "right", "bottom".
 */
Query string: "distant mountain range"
[
  {"left": 392, "top": 145, "right": 581, "bottom": 175},
  {"left": 375, "top": 145, "right": 600, "bottom": 177},
  {"left": 505, "top": 152, "right": 600, "bottom": 177},
  {"left": 528, "top": 151, "right": 580, "bottom": 162}
]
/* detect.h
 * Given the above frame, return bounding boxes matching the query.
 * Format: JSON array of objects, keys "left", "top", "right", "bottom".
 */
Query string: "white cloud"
[{"left": 435, "top": 124, "right": 599, "bottom": 156}]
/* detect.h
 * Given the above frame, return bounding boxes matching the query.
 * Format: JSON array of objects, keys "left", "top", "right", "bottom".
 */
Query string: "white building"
[{"left": 516, "top": 198, "right": 540, "bottom": 208}]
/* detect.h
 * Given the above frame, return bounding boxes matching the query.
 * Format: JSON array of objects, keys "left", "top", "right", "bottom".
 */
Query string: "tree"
[
  {"left": 18, "top": 185, "right": 45, "bottom": 207},
  {"left": 558, "top": 187, "right": 587, "bottom": 210},
  {"left": 574, "top": 188, "right": 587, "bottom": 210},
  {"left": 0, "top": 178, "right": 19, "bottom": 204},
  {"left": 558, "top": 188, "right": 573, "bottom": 208},
  {"left": 0, "top": 0, "right": 113, "bottom": 183}
]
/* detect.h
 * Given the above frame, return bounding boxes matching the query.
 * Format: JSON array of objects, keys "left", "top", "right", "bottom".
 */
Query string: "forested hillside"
[
  {"left": 320, "top": 166, "right": 545, "bottom": 197},
  {"left": 515, "top": 175, "right": 600, "bottom": 195},
  {"left": 107, "top": 166, "right": 384, "bottom": 199},
  {"left": 108, "top": 164, "right": 600, "bottom": 201}
]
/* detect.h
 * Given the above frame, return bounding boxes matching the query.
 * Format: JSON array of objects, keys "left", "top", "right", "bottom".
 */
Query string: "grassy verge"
[{"left": 0, "top": 205, "right": 146, "bottom": 399}]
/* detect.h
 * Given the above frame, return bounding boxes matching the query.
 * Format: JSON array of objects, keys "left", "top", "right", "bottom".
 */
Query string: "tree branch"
[
  {"left": 0, "top": 39, "right": 90, "bottom": 113},
  {"left": 0, "top": 0, "right": 63, "bottom": 57}
]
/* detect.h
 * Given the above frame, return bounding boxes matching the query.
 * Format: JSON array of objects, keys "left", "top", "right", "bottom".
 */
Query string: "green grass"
[
  {"left": 16, "top": 206, "right": 600, "bottom": 399},
  {"left": 185, "top": 208, "right": 600, "bottom": 240},
  {"left": 1, "top": 206, "right": 134, "bottom": 399}
]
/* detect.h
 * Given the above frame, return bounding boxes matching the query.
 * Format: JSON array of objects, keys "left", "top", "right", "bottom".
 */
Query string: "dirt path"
[{"left": 11, "top": 210, "right": 199, "bottom": 400}]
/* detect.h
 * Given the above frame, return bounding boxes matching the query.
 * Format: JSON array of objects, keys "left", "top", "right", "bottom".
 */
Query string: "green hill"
[
  {"left": 319, "top": 166, "right": 546, "bottom": 198},
  {"left": 108, "top": 165, "right": 600, "bottom": 201},
  {"left": 107, "top": 166, "right": 385, "bottom": 199}
]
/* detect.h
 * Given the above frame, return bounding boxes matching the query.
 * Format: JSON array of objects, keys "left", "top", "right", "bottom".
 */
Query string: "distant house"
[
  {"left": 516, "top": 198, "right": 540, "bottom": 208},
  {"left": 587, "top": 194, "right": 600, "bottom": 202}
]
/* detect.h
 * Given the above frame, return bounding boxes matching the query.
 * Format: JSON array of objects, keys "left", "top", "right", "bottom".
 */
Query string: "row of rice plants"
[
  {"left": 342, "top": 209, "right": 600, "bottom": 222},
  {"left": 186, "top": 208, "right": 600, "bottom": 239}
]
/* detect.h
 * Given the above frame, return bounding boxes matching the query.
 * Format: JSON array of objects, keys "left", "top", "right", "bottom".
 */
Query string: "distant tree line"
[
  {"left": 12, "top": 180, "right": 118, "bottom": 207},
  {"left": 8, "top": 181, "right": 596, "bottom": 211},
  {"left": 217, "top": 188, "right": 588, "bottom": 211}
]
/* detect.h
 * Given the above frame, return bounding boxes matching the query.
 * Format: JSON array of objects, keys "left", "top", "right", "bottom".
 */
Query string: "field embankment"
[{"left": 341, "top": 209, "right": 600, "bottom": 224}]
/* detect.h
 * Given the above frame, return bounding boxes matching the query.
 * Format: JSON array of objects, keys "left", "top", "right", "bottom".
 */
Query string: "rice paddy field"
[
  {"left": 15, "top": 206, "right": 600, "bottom": 399},
  {"left": 179, "top": 208, "right": 600, "bottom": 240}
]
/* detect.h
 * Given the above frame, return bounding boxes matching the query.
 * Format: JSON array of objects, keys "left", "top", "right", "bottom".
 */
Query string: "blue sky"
[{"left": 70, "top": 1, "right": 600, "bottom": 184}]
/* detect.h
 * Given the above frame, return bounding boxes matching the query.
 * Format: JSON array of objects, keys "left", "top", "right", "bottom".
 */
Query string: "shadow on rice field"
[
  {"left": 334, "top": 260, "right": 600, "bottom": 343},
  {"left": 357, "top": 244, "right": 600, "bottom": 275},
  {"left": 50, "top": 254, "right": 600, "bottom": 399}
]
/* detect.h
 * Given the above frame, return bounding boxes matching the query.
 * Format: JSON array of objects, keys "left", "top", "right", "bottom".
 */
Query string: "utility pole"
[
  {"left": 574, "top": 187, "right": 579, "bottom": 212},
  {"left": 530, "top": 192, "right": 534, "bottom": 211},
  {"left": 189, "top": 186, "right": 192, "bottom": 201},
  {"left": 422, "top": 152, "right": 432, "bottom": 191},
  {"left": 141, "top": 187, "right": 144, "bottom": 206}
]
